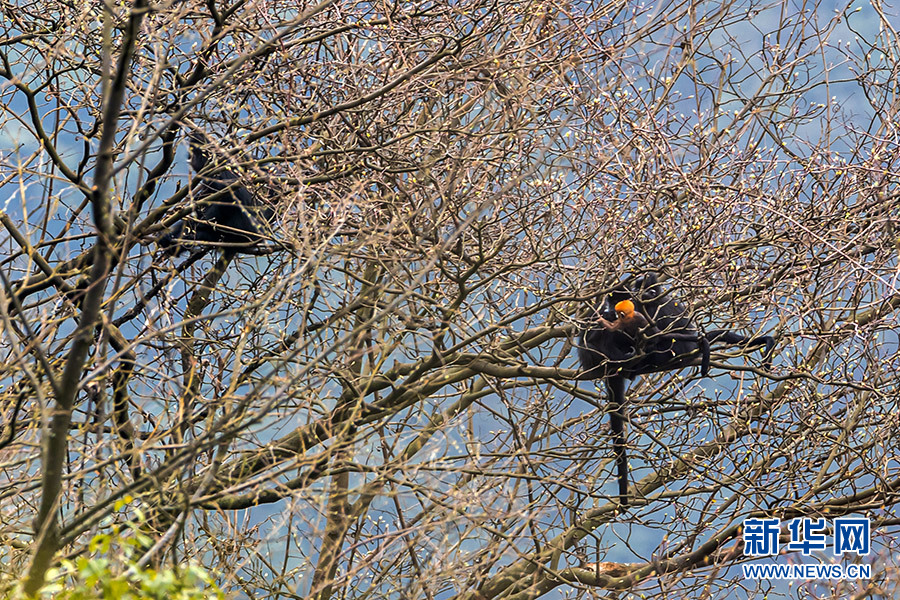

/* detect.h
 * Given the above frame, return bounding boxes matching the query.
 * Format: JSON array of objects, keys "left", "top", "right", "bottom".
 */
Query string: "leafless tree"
[{"left": 1, "top": 0, "right": 899, "bottom": 598}]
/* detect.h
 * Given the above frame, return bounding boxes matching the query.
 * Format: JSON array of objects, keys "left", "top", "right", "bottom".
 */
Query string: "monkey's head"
[
  {"left": 187, "top": 132, "right": 212, "bottom": 173},
  {"left": 614, "top": 300, "right": 635, "bottom": 319}
]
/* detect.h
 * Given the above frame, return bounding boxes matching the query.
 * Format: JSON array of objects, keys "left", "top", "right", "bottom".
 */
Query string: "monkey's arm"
[{"left": 596, "top": 316, "right": 617, "bottom": 329}]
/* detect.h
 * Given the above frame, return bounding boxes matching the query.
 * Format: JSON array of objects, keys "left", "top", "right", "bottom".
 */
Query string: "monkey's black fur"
[
  {"left": 159, "top": 133, "right": 274, "bottom": 256},
  {"left": 577, "top": 273, "right": 775, "bottom": 506}
]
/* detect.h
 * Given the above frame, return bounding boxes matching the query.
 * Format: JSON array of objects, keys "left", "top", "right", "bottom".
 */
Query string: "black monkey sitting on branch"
[
  {"left": 159, "top": 133, "right": 275, "bottom": 256},
  {"left": 577, "top": 273, "right": 776, "bottom": 506}
]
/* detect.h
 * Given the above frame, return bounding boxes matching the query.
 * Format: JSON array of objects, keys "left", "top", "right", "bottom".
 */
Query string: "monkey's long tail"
[
  {"left": 606, "top": 377, "right": 629, "bottom": 506},
  {"left": 699, "top": 336, "right": 711, "bottom": 376}
]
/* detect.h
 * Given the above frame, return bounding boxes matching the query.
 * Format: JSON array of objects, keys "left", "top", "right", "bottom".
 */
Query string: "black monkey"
[
  {"left": 634, "top": 276, "right": 775, "bottom": 374},
  {"left": 578, "top": 283, "right": 711, "bottom": 505},
  {"left": 159, "top": 133, "right": 274, "bottom": 256},
  {"left": 577, "top": 273, "right": 775, "bottom": 505}
]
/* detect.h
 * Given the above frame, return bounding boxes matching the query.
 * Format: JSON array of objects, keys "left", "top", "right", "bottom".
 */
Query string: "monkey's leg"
[
  {"left": 643, "top": 332, "right": 710, "bottom": 376},
  {"left": 706, "top": 329, "right": 776, "bottom": 368}
]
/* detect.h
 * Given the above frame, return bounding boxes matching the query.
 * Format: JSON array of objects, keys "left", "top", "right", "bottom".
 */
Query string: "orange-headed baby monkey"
[{"left": 596, "top": 299, "right": 659, "bottom": 352}]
